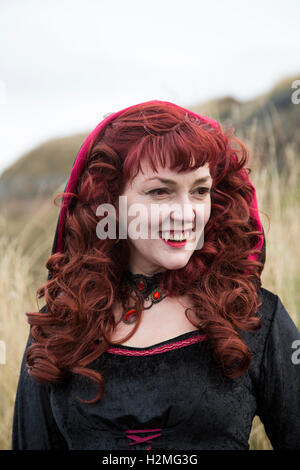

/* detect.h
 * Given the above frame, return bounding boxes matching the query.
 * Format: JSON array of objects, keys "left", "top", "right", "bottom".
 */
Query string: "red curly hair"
[{"left": 26, "top": 102, "right": 264, "bottom": 404}]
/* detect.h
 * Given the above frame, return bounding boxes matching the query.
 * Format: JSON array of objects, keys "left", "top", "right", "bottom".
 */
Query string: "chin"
[{"left": 160, "top": 257, "right": 191, "bottom": 271}]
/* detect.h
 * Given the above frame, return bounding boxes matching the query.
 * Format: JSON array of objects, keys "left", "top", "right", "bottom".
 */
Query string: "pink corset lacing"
[{"left": 125, "top": 428, "right": 163, "bottom": 450}]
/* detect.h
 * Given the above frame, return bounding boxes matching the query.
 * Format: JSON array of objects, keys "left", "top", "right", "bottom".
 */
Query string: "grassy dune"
[
  {"left": 241, "top": 114, "right": 300, "bottom": 450},
  {"left": 0, "top": 106, "right": 299, "bottom": 450},
  {"left": 0, "top": 189, "right": 63, "bottom": 449}
]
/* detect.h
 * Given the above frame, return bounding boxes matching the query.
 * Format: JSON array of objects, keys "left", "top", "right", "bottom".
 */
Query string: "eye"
[
  {"left": 146, "top": 188, "right": 169, "bottom": 196},
  {"left": 194, "top": 187, "right": 211, "bottom": 196},
  {"left": 146, "top": 187, "right": 211, "bottom": 197}
]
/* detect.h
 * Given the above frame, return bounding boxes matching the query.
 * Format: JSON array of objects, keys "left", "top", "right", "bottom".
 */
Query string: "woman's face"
[{"left": 120, "top": 160, "right": 212, "bottom": 275}]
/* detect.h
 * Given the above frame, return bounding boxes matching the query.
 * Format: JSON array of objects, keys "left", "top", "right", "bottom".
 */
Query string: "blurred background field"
[{"left": 0, "top": 74, "right": 299, "bottom": 450}]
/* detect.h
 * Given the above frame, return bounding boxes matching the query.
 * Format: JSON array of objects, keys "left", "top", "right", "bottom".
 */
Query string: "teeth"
[{"left": 161, "top": 230, "right": 191, "bottom": 241}]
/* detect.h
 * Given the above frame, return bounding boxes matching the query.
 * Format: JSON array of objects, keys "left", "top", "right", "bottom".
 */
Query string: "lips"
[{"left": 159, "top": 235, "right": 187, "bottom": 248}]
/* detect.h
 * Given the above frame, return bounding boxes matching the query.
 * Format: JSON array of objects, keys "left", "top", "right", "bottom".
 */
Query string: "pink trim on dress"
[{"left": 106, "top": 332, "right": 208, "bottom": 356}]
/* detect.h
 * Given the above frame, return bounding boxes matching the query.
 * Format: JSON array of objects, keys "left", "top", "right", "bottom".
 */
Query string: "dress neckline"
[{"left": 105, "top": 329, "right": 208, "bottom": 356}]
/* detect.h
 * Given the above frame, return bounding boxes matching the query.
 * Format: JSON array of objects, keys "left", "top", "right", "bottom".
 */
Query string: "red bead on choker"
[{"left": 122, "top": 270, "right": 168, "bottom": 324}]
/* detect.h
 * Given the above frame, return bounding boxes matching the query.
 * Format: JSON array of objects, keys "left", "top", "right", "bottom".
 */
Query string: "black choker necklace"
[{"left": 122, "top": 269, "right": 168, "bottom": 324}]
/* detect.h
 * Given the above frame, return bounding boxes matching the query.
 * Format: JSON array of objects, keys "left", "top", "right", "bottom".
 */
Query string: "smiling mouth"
[{"left": 159, "top": 230, "right": 193, "bottom": 242}]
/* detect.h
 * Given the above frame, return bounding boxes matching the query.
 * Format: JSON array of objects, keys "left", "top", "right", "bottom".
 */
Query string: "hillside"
[
  {"left": 0, "top": 73, "right": 299, "bottom": 236},
  {"left": 190, "top": 73, "right": 300, "bottom": 172}
]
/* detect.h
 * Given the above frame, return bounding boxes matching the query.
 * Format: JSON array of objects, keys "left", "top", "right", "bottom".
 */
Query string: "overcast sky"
[{"left": 0, "top": 0, "right": 299, "bottom": 176}]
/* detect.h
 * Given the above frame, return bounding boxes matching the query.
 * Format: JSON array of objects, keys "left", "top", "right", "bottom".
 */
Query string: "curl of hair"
[{"left": 26, "top": 102, "right": 265, "bottom": 404}]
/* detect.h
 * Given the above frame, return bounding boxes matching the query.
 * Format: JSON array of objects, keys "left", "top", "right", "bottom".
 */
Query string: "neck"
[{"left": 127, "top": 266, "right": 167, "bottom": 277}]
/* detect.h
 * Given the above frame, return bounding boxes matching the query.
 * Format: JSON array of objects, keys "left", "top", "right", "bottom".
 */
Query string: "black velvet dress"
[{"left": 12, "top": 287, "right": 300, "bottom": 450}]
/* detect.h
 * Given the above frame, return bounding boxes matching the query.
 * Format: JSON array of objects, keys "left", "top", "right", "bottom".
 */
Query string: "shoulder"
[
  {"left": 241, "top": 286, "right": 300, "bottom": 372},
  {"left": 256, "top": 286, "right": 299, "bottom": 337},
  {"left": 256, "top": 286, "right": 279, "bottom": 331},
  {"left": 257, "top": 286, "right": 278, "bottom": 307},
  {"left": 238, "top": 287, "right": 280, "bottom": 369}
]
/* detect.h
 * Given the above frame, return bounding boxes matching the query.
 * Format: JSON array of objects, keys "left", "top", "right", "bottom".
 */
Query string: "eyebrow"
[{"left": 144, "top": 176, "right": 212, "bottom": 185}]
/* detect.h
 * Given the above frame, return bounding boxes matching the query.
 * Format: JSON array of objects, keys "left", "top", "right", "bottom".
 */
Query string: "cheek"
[
  {"left": 204, "top": 198, "right": 211, "bottom": 223},
  {"left": 195, "top": 199, "right": 211, "bottom": 229},
  {"left": 126, "top": 209, "right": 154, "bottom": 241},
  {"left": 128, "top": 236, "right": 158, "bottom": 258}
]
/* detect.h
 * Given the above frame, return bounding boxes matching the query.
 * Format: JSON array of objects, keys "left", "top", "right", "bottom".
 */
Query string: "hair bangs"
[{"left": 124, "top": 122, "right": 218, "bottom": 184}]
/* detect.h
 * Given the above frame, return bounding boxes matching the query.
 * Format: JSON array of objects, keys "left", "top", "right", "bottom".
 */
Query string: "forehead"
[{"left": 132, "top": 160, "right": 211, "bottom": 186}]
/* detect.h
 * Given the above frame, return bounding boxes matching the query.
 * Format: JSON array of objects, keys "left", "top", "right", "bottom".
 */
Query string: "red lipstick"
[{"left": 159, "top": 234, "right": 187, "bottom": 248}]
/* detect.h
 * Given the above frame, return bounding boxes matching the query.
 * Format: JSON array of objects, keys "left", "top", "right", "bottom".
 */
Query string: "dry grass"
[
  {"left": 243, "top": 114, "right": 300, "bottom": 450},
  {"left": 0, "top": 111, "right": 299, "bottom": 450},
  {"left": 0, "top": 231, "right": 37, "bottom": 449},
  {"left": 0, "top": 188, "right": 63, "bottom": 449}
]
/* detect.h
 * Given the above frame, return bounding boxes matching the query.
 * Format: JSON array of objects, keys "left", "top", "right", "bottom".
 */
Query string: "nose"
[{"left": 169, "top": 198, "right": 196, "bottom": 231}]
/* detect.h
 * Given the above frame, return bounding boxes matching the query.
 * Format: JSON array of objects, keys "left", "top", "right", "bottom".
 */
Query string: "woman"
[{"left": 12, "top": 100, "right": 300, "bottom": 450}]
